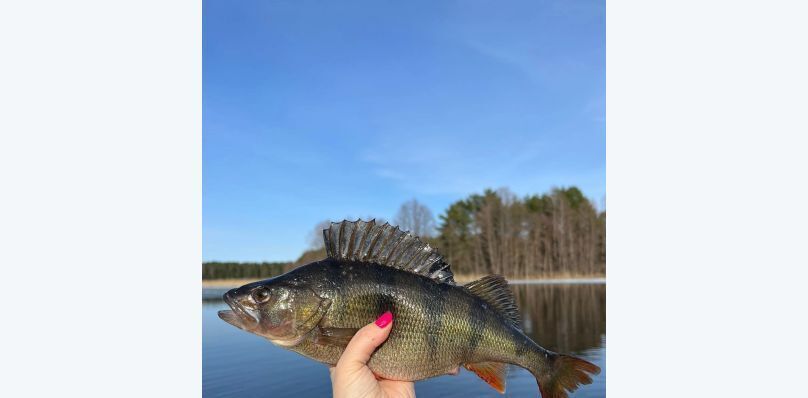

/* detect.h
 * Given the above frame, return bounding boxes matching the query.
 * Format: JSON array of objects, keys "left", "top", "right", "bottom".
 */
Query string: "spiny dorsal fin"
[
  {"left": 464, "top": 275, "right": 521, "bottom": 329},
  {"left": 323, "top": 219, "right": 455, "bottom": 285}
]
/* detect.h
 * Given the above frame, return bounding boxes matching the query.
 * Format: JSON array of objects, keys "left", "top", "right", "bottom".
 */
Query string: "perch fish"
[{"left": 219, "top": 219, "right": 600, "bottom": 398}]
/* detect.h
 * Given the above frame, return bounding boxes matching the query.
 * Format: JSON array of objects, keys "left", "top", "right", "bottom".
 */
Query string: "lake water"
[{"left": 203, "top": 282, "right": 605, "bottom": 397}]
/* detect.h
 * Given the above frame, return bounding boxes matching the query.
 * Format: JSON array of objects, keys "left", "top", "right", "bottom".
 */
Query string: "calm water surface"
[{"left": 203, "top": 283, "right": 605, "bottom": 397}]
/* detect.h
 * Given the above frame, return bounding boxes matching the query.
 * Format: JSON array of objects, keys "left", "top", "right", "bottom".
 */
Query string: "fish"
[{"left": 218, "top": 219, "right": 600, "bottom": 398}]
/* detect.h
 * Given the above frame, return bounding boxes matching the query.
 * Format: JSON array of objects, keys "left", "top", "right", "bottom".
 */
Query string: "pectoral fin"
[
  {"left": 465, "top": 361, "right": 508, "bottom": 394},
  {"left": 314, "top": 327, "right": 359, "bottom": 347},
  {"left": 296, "top": 298, "right": 332, "bottom": 335}
]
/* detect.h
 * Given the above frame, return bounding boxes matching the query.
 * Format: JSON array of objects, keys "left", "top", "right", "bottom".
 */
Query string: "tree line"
[
  {"left": 436, "top": 187, "right": 605, "bottom": 279},
  {"left": 202, "top": 261, "right": 290, "bottom": 280},
  {"left": 203, "top": 186, "right": 605, "bottom": 280}
]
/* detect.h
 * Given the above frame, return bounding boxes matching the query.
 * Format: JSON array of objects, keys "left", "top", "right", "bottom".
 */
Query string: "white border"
[
  {"left": 609, "top": 1, "right": 808, "bottom": 397},
  {"left": 2, "top": 1, "right": 808, "bottom": 397},
  {"left": 0, "top": 1, "right": 201, "bottom": 396}
]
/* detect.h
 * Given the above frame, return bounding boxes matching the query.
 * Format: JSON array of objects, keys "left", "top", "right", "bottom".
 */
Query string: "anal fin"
[
  {"left": 313, "top": 327, "right": 359, "bottom": 348},
  {"left": 465, "top": 361, "right": 508, "bottom": 394}
]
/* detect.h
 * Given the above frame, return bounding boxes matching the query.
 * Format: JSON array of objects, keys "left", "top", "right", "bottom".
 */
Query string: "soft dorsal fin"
[
  {"left": 322, "top": 219, "right": 455, "bottom": 285},
  {"left": 464, "top": 275, "right": 521, "bottom": 329}
]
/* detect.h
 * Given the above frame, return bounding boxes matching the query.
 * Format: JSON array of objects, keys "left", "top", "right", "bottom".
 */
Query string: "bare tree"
[{"left": 394, "top": 199, "right": 436, "bottom": 238}]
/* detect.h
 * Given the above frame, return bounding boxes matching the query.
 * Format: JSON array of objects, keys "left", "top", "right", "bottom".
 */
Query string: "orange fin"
[{"left": 465, "top": 361, "right": 508, "bottom": 394}]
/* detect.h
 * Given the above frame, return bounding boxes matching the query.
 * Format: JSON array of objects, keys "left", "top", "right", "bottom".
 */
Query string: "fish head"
[{"left": 218, "top": 277, "right": 331, "bottom": 346}]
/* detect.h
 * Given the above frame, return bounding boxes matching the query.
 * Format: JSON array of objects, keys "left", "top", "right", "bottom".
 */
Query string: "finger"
[
  {"left": 335, "top": 311, "right": 393, "bottom": 373},
  {"left": 378, "top": 379, "right": 415, "bottom": 394},
  {"left": 447, "top": 366, "right": 460, "bottom": 376}
]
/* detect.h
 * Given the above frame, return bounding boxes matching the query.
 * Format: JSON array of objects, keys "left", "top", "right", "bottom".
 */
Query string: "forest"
[
  {"left": 202, "top": 186, "right": 605, "bottom": 280},
  {"left": 202, "top": 261, "right": 289, "bottom": 280},
  {"left": 436, "top": 187, "right": 605, "bottom": 279}
]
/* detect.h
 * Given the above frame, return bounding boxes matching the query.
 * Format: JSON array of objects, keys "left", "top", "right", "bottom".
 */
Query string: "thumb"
[{"left": 336, "top": 311, "right": 393, "bottom": 373}]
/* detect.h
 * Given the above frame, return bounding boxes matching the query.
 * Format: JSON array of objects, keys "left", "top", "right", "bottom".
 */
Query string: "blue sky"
[{"left": 203, "top": 0, "right": 605, "bottom": 262}]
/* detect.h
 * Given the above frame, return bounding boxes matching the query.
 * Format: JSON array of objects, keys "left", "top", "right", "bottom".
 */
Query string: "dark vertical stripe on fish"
[
  {"left": 377, "top": 262, "right": 397, "bottom": 290},
  {"left": 374, "top": 293, "right": 396, "bottom": 318},
  {"left": 326, "top": 260, "right": 346, "bottom": 322},
  {"left": 514, "top": 334, "right": 529, "bottom": 358},
  {"left": 424, "top": 283, "right": 446, "bottom": 362},
  {"left": 374, "top": 264, "right": 397, "bottom": 316},
  {"left": 466, "top": 296, "right": 486, "bottom": 360}
]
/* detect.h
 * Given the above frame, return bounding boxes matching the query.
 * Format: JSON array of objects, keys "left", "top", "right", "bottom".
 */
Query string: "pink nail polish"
[{"left": 375, "top": 311, "right": 393, "bottom": 328}]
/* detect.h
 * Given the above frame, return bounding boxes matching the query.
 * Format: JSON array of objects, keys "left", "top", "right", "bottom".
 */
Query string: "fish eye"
[{"left": 252, "top": 287, "right": 271, "bottom": 304}]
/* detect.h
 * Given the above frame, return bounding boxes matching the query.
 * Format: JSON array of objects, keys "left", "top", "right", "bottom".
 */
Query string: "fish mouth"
[{"left": 218, "top": 289, "right": 258, "bottom": 330}]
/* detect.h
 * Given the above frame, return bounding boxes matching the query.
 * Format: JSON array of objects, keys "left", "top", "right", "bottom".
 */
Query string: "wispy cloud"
[{"left": 444, "top": 0, "right": 604, "bottom": 88}]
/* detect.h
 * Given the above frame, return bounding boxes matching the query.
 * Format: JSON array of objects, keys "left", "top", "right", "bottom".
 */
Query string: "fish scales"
[
  {"left": 218, "top": 219, "right": 600, "bottom": 398},
  {"left": 291, "top": 259, "right": 525, "bottom": 380}
]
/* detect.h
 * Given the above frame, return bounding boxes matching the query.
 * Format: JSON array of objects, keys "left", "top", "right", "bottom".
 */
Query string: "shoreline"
[
  {"left": 202, "top": 275, "right": 605, "bottom": 288},
  {"left": 506, "top": 277, "right": 605, "bottom": 284}
]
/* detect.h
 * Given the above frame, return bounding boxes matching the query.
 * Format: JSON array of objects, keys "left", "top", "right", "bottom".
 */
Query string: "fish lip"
[{"left": 219, "top": 289, "right": 258, "bottom": 329}]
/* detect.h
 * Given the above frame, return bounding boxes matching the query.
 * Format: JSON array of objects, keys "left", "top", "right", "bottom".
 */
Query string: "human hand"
[{"left": 329, "top": 311, "right": 415, "bottom": 398}]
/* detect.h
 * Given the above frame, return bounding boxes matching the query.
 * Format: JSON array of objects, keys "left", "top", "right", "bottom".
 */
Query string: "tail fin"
[{"left": 536, "top": 353, "right": 600, "bottom": 398}]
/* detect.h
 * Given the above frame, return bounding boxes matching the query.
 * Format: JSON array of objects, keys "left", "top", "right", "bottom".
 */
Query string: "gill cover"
[{"left": 218, "top": 279, "right": 332, "bottom": 347}]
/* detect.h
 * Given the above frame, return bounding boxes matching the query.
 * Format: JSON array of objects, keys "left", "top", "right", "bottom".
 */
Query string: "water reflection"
[
  {"left": 203, "top": 282, "right": 605, "bottom": 397},
  {"left": 512, "top": 283, "right": 606, "bottom": 355},
  {"left": 203, "top": 288, "right": 230, "bottom": 303}
]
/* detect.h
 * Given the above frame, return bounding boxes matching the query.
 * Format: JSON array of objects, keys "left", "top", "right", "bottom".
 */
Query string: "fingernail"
[{"left": 375, "top": 311, "right": 393, "bottom": 328}]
